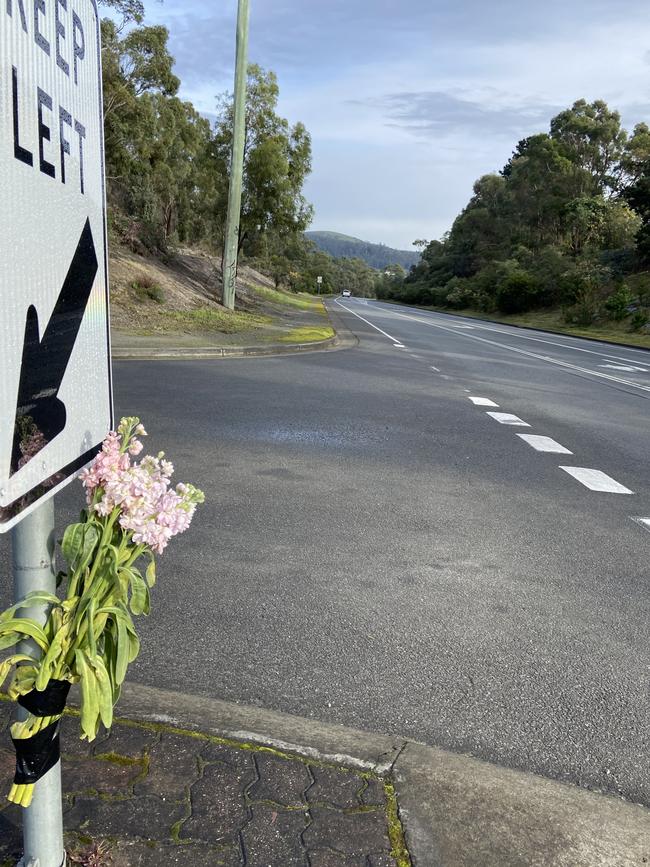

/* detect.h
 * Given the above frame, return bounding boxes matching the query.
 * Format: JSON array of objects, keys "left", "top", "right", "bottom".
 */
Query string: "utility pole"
[{"left": 222, "top": 0, "right": 251, "bottom": 311}]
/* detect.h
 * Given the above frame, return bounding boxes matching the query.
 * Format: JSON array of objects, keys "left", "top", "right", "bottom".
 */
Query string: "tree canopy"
[
  {"left": 380, "top": 99, "right": 649, "bottom": 332},
  {"left": 98, "top": 4, "right": 362, "bottom": 304}
]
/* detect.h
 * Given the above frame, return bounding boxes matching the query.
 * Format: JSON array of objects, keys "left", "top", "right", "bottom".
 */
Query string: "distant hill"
[{"left": 305, "top": 231, "right": 420, "bottom": 271}]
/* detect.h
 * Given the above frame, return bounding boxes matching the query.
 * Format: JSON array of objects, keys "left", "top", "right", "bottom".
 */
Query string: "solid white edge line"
[
  {"left": 516, "top": 434, "right": 573, "bottom": 454},
  {"left": 486, "top": 412, "right": 530, "bottom": 426},
  {"left": 335, "top": 300, "right": 404, "bottom": 345},
  {"left": 373, "top": 301, "right": 650, "bottom": 363},
  {"left": 366, "top": 304, "right": 650, "bottom": 394},
  {"left": 631, "top": 517, "right": 650, "bottom": 533},
  {"left": 559, "top": 467, "right": 634, "bottom": 494}
]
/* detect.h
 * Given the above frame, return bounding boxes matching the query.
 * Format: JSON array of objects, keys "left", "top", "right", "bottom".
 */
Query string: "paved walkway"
[{"left": 0, "top": 702, "right": 405, "bottom": 866}]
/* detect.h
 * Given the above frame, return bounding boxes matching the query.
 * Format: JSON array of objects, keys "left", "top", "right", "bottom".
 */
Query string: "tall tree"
[
  {"left": 549, "top": 99, "right": 627, "bottom": 194},
  {"left": 214, "top": 65, "right": 314, "bottom": 255}
]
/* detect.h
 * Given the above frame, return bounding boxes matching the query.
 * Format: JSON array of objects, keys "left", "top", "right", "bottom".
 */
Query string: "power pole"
[{"left": 222, "top": 0, "right": 251, "bottom": 310}]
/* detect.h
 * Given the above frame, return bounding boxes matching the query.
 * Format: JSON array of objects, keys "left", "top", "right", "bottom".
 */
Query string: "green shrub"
[
  {"left": 132, "top": 276, "right": 165, "bottom": 304},
  {"left": 495, "top": 269, "right": 541, "bottom": 314},
  {"left": 604, "top": 285, "right": 634, "bottom": 320},
  {"left": 445, "top": 279, "right": 475, "bottom": 309},
  {"left": 630, "top": 309, "right": 649, "bottom": 331}
]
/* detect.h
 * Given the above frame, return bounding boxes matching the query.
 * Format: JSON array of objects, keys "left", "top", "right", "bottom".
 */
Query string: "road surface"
[{"left": 1, "top": 300, "right": 648, "bottom": 806}]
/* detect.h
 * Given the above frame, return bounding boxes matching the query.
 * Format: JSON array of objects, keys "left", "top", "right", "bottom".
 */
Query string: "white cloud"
[{"left": 135, "top": 0, "right": 650, "bottom": 248}]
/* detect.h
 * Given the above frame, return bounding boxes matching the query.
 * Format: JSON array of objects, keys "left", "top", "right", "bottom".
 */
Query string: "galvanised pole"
[
  {"left": 222, "top": 0, "right": 251, "bottom": 310},
  {"left": 12, "top": 499, "right": 65, "bottom": 867}
]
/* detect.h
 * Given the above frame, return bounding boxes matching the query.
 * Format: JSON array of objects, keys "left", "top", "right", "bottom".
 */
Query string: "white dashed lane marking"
[
  {"left": 486, "top": 412, "right": 530, "bottom": 427},
  {"left": 559, "top": 467, "right": 634, "bottom": 494},
  {"left": 393, "top": 343, "right": 405, "bottom": 348},
  {"left": 632, "top": 517, "right": 650, "bottom": 533},
  {"left": 517, "top": 434, "right": 573, "bottom": 454},
  {"left": 469, "top": 396, "right": 499, "bottom": 407}
]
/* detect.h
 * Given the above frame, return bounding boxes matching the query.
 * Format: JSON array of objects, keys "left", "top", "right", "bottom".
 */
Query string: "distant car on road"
[{"left": 342, "top": 289, "right": 352, "bottom": 297}]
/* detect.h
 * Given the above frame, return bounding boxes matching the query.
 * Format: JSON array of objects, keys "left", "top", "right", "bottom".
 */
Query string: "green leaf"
[
  {"left": 0, "top": 619, "right": 50, "bottom": 651},
  {"left": 62, "top": 523, "right": 100, "bottom": 573},
  {"left": 127, "top": 571, "right": 150, "bottom": 616},
  {"left": 87, "top": 655, "right": 114, "bottom": 729},
  {"left": 0, "top": 654, "right": 34, "bottom": 690},
  {"left": 8, "top": 666, "right": 38, "bottom": 699},
  {"left": 87, "top": 599, "right": 98, "bottom": 658},
  {"left": 127, "top": 631, "right": 140, "bottom": 663},
  {"left": 145, "top": 557, "right": 156, "bottom": 588},
  {"left": 35, "top": 621, "right": 70, "bottom": 691},
  {"left": 75, "top": 650, "right": 99, "bottom": 741},
  {"left": 115, "top": 616, "right": 129, "bottom": 685},
  {"left": 0, "top": 592, "right": 61, "bottom": 624},
  {"left": 107, "top": 545, "right": 121, "bottom": 576}
]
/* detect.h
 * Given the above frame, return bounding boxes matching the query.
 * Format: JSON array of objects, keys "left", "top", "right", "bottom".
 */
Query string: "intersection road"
[{"left": 1, "top": 300, "right": 648, "bottom": 806}]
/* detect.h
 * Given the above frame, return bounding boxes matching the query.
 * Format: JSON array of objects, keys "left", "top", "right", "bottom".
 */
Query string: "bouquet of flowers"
[{"left": 0, "top": 418, "right": 204, "bottom": 807}]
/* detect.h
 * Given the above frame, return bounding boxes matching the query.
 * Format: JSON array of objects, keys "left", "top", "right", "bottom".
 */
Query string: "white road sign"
[{"left": 0, "top": 1, "right": 112, "bottom": 532}]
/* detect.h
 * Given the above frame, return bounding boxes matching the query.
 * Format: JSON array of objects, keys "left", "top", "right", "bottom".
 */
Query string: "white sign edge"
[{"left": 0, "top": 0, "right": 114, "bottom": 533}]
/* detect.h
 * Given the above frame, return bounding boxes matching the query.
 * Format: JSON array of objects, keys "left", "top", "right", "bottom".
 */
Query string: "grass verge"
[
  {"left": 279, "top": 326, "right": 335, "bottom": 343},
  {"left": 251, "top": 284, "right": 326, "bottom": 313},
  {"left": 162, "top": 307, "right": 272, "bottom": 334},
  {"left": 418, "top": 306, "right": 650, "bottom": 349}
]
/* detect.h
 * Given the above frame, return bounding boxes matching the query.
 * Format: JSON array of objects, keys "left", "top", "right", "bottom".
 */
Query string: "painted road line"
[
  {"left": 393, "top": 343, "right": 405, "bottom": 348},
  {"left": 486, "top": 412, "right": 530, "bottom": 426},
  {"left": 335, "top": 300, "right": 405, "bottom": 346},
  {"left": 517, "top": 434, "right": 572, "bottom": 454},
  {"left": 600, "top": 364, "right": 648, "bottom": 373},
  {"left": 559, "top": 467, "right": 634, "bottom": 494},
  {"left": 631, "top": 517, "right": 650, "bottom": 533},
  {"left": 376, "top": 302, "right": 650, "bottom": 364},
  {"left": 469, "top": 396, "right": 499, "bottom": 407},
  {"left": 430, "top": 366, "right": 441, "bottom": 372},
  {"left": 372, "top": 307, "right": 650, "bottom": 395}
]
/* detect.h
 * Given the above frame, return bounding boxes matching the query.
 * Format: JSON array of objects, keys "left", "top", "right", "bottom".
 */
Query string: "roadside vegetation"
[
  {"left": 376, "top": 100, "right": 650, "bottom": 346},
  {"left": 249, "top": 285, "right": 327, "bottom": 313},
  {"left": 98, "top": 0, "right": 377, "bottom": 342},
  {"left": 278, "top": 326, "right": 335, "bottom": 343}
]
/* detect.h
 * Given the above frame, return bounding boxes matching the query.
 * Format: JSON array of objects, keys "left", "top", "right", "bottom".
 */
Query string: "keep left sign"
[{"left": 0, "top": 1, "right": 112, "bottom": 532}]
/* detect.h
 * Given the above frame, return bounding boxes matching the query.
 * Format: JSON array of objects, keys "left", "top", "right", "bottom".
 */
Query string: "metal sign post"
[
  {"left": 1, "top": 2, "right": 112, "bottom": 864},
  {"left": 13, "top": 499, "right": 64, "bottom": 867}
]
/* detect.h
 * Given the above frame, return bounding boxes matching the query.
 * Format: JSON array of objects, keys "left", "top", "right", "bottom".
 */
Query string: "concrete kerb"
[{"left": 113, "top": 683, "right": 650, "bottom": 867}]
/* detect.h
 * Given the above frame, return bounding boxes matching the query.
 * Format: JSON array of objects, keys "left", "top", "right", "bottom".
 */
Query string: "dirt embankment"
[{"left": 108, "top": 245, "right": 333, "bottom": 349}]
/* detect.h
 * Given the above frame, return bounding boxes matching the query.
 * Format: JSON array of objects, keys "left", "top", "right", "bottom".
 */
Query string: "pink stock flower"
[{"left": 81, "top": 418, "right": 204, "bottom": 554}]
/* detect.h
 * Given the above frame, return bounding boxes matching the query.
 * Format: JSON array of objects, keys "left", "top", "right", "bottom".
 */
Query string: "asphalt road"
[{"left": 1, "top": 300, "right": 649, "bottom": 807}]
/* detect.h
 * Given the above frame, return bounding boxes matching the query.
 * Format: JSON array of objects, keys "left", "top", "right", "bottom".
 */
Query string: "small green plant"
[
  {"left": 132, "top": 275, "right": 165, "bottom": 304},
  {"left": 604, "top": 285, "right": 634, "bottom": 321},
  {"left": 630, "top": 309, "right": 649, "bottom": 331},
  {"left": 67, "top": 840, "right": 112, "bottom": 867}
]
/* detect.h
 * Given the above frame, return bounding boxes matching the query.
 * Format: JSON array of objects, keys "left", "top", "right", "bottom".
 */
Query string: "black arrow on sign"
[{"left": 11, "top": 219, "right": 99, "bottom": 475}]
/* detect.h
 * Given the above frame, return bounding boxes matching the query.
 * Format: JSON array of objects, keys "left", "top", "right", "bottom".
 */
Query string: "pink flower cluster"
[{"left": 80, "top": 418, "right": 204, "bottom": 554}]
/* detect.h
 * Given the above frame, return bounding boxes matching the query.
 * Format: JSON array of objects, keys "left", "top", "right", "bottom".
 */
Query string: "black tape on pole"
[
  {"left": 18, "top": 680, "right": 71, "bottom": 717},
  {"left": 12, "top": 720, "right": 62, "bottom": 786},
  {"left": 12, "top": 680, "right": 70, "bottom": 786}
]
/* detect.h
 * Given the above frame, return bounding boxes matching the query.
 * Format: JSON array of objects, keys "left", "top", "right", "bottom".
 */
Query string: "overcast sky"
[{"left": 133, "top": 0, "right": 650, "bottom": 249}]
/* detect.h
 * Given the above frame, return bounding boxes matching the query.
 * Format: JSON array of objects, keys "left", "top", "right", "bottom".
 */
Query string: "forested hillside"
[
  {"left": 306, "top": 232, "right": 420, "bottom": 270},
  {"left": 99, "top": 0, "right": 367, "bottom": 299},
  {"left": 377, "top": 100, "right": 650, "bottom": 336}
]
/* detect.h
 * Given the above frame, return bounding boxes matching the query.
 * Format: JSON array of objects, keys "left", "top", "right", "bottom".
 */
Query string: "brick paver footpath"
[{"left": 0, "top": 702, "right": 409, "bottom": 866}]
